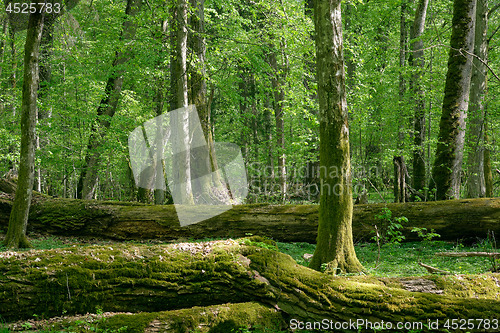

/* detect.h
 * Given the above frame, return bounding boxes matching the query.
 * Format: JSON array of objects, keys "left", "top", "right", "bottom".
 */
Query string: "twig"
[
  {"left": 436, "top": 252, "right": 500, "bottom": 258},
  {"left": 66, "top": 273, "right": 71, "bottom": 301},
  {"left": 367, "top": 178, "right": 386, "bottom": 203},
  {"left": 418, "top": 262, "right": 451, "bottom": 275},
  {"left": 374, "top": 225, "right": 381, "bottom": 268}
]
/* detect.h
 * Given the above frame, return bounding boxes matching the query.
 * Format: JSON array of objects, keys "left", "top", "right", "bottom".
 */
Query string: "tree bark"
[
  {"left": 188, "top": 0, "right": 225, "bottom": 203},
  {"left": 397, "top": 0, "right": 407, "bottom": 152},
  {"left": 309, "top": 0, "right": 363, "bottom": 274},
  {"left": 1, "top": 240, "right": 500, "bottom": 325},
  {"left": 409, "top": 0, "right": 429, "bottom": 196},
  {"left": 269, "top": 51, "right": 287, "bottom": 203},
  {"left": 77, "top": 0, "right": 142, "bottom": 200},
  {"left": 484, "top": 121, "right": 494, "bottom": 197},
  {"left": 168, "top": 0, "right": 194, "bottom": 205},
  {"left": 466, "top": 0, "right": 488, "bottom": 198},
  {"left": 1, "top": 183, "right": 500, "bottom": 243},
  {"left": 3, "top": 9, "right": 45, "bottom": 249},
  {"left": 393, "top": 156, "right": 408, "bottom": 203},
  {"left": 432, "top": 0, "right": 476, "bottom": 200}
]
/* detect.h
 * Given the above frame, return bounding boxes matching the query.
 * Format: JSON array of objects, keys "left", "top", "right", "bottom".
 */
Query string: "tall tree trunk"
[
  {"left": 7, "top": 27, "right": 17, "bottom": 119},
  {"left": 397, "top": 0, "right": 407, "bottom": 152},
  {"left": 169, "top": 0, "right": 194, "bottom": 205},
  {"left": 152, "top": 19, "right": 169, "bottom": 205},
  {"left": 3, "top": 9, "right": 44, "bottom": 249},
  {"left": 34, "top": 12, "right": 57, "bottom": 193},
  {"left": 309, "top": 0, "right": 363, "bottom": 274},
  {"left": 483, "top": 117, "right": 493, "bottom": 196},
  {"left": 188, "top": 0, "right": 223, "bottom": 203},
  {"left": 0, "top": 13, "right": 8, "bottom": 80},
  {"left": 303, "top": 0, "right": 319, "bottom": 202},
  {"left": 432, "top": 0, "right": 476, "bottom": 200},
  {"left": 264, "top": 99, "right": 275, "bottom": 192},
  {"left": 466, "top": 0, "right": 488, "bottom": 198},
  {"left": 77, "top": 0, "right": 141, "bottom": 200},
  {"left": 269, "top": 51, "right": 287, "bottom": 203},
  {"left": 410, "top": 0, "right": 429, "bottom": 196}
]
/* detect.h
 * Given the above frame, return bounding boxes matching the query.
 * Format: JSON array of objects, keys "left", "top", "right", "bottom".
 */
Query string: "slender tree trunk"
[
  {"left": 483, "top": 118, "right": 493, "bottom": 196},
  {"left": 0, "top": 13, "right": 8, "bottom": 80},
  {"left": 309, "top": 0, "right": 363, "bottom": 274},
  {"left": 3, "top": 9, "right": 45, "bottom": 249},
  {"left": 34, "top": 12, "right": 57, "bottom": 193},
  {"left": 188, "top": 0, "right": 223, "bottom": 203},
  {"left": 269, "top": 51, "right": 287, "bottom": 203},
  {"left": 169, "top": 0, "right": 194, "bottom": 205},
  {"left": 8, "top": 27, "right": 17, "bottom": 119},
  {"left": 77, "top": 0, "right": 141, "bottom": 200},
  {"left": 151, "top": 19, "right": 169, "bottom": 205},
  {"left": 152, "top": 75, "right": 167, "bottom": 205},
  {"left": 410, "top": 0, "right": 430, "bottom": 196},
  {"left": 397, "top": 0, "right": 407, "bottom": 151},
  {"left": 432, "top": 0, "right": 476, "bottom": 200},
  {"left": 466, "top": 0, "right": 488, "bottom": 198},
  {"left": 264, "top": 98, "right": 275, "bottom": 192}
]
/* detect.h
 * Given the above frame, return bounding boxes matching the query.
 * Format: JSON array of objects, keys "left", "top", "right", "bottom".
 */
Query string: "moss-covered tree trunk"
[
  {"left": 3, "top": 9, "right": 45, "bottom": 249},
  {"left": 309, "top": 0, "right": 363, "bottom": 274},
  {"left": 431, "top": 0, "right": 476, "bottom": 200},
  {"left": 410, "top": 0, "right": 429, "bottom": 197},
  {"left": 77, "top": 0, "right": 141, "bottom": 200},
  {"left": 1, "top": 240, "right": 500, "bottom": 326},
  {"left": 2, "top": 179, "right": 500, "bottom": 243},
  {"left": 466, "top": 0, "right": 488, "bottom": 198}
]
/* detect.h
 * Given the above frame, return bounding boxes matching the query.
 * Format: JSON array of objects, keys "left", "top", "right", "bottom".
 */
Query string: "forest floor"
[{"left": 0, "top": 233, "right": 499, "bottom": 332}]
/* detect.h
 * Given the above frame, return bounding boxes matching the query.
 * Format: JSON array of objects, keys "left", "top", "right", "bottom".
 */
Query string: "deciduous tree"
[
  {"left": 4, "top": 7, "right": 44, "bottom": 248},
  {"left": 432, "top": 0, "right": 476, "bottom": 200},
  {"left": 309, "top": 0, "right": 363, "bottom": 274}
]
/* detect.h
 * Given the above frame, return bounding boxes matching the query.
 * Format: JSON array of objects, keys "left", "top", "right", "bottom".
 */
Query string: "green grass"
[
  {"left": 277, "top": 240, "right": 499, "bottom": 277},
  {"left": 1, "top": 234, "right": 497, "bottom": 277}
]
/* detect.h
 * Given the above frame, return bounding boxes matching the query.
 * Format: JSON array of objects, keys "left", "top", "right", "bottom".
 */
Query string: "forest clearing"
[{"left": 1, "top": 0, "right": 500, "bottom": 332}]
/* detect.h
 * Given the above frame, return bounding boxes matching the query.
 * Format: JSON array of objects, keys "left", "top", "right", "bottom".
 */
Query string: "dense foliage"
[{"left": 0, "top": 0, "right": 498, "bottom": 203}]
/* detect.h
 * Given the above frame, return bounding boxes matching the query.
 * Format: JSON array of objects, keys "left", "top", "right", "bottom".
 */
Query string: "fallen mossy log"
[
  {"left": 1, "top": 237, "right": 500, "bottom": 326},
  {"left": 6, "top": 302, "right": 285, "bottom": 333},
  {"left": 1, "top": 180, "right": 500, "bottom": 242}
]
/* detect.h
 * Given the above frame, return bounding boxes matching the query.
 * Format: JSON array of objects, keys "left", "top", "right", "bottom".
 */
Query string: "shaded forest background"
[{"left": 0, "top": 0, "right": 499, "bottom": 204}]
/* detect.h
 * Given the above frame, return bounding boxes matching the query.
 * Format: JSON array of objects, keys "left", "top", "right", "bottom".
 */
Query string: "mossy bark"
[
  {"left": 1, "top": 240, "right": 500, "bottom": 326},
  {"left": 466, "top": 0, "right": 488, "bottom": 198},
  {"left": 309, "top": 0, "right": 362, "bottom": 274},
  {"left": 431, "top": 0, "right": 476, "bottom": 200},
  {"left": 1, "top": 187, "right": 500, "bottom": 243},
  {"left": 3, "top": 10, "right": 45, "bottom": 249}
]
